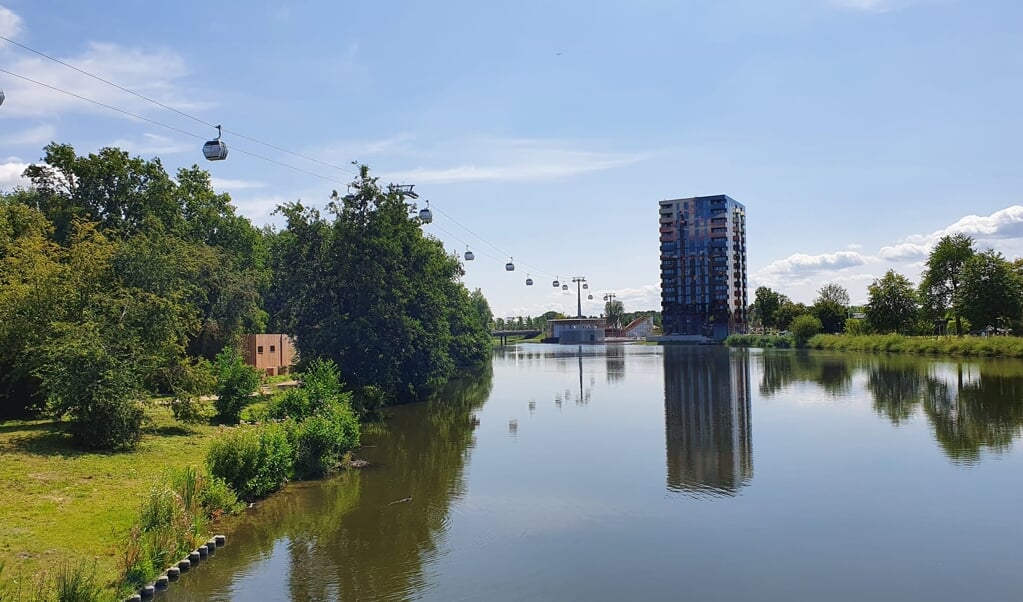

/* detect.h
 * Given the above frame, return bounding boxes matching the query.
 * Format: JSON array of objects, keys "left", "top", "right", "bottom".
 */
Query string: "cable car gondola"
[
  {"left": 582, "top": 283, "right": 589, "bottom": 289},
  {"left": 505, "top": 257, "right": 515, "bottom": 271},
  {"left": 525, "top": 274, "right": 534, "bottom": 286},
  {"left": 419, "top": 200, "right": 433, "bottom": 223},
  {"left": 561, "top": 284, "right": 568, "bottom": 291},
  {"left": 552, "top": 278, "right": 560, "bottom": 287},
  {"left": 464, "top": 246, "right": 474, "bottom": 261},
  {"left": 202, "top": 125, "right": 228, "bottom": 161},
  {"left": 587, "top": 294, "right": 593, "bottom": 300}
]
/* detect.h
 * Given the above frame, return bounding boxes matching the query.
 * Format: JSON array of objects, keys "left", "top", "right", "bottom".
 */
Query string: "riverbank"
[
  {"left": 726, "top": 333, "right": 1023, "bottom": 357},
  {"left": 0, "top": 405, "right": 253, "bottom": 598}
]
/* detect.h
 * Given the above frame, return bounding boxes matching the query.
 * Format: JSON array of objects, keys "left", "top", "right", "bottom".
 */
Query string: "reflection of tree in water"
[
  {"left": 863, "top": 357, "right": 1023, "bottom": 464},
  {"left": 866, "top": 356, "right": 927, "bottom": 425},
  {"left": 663, "top": 346, "right": 752, "bottom": 497},
  {"left": 606, "top": 345, "right": 625, "bottom": 383},
  {"left": 921, "top": 365, "right": 1023, "bottom": 465},
  {"left": 167, "top": 365, "right": 494, "bottom": 601},
  {"left": 758, "top": 351, "right": 856, "bottom": 398}
]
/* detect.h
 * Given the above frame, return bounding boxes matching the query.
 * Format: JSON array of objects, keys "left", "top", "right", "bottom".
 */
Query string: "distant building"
[
  {"left": 547, "top": 318, "right": 606, "bottom": 344},
  {"left": 623, "top": 316, "right": 655, "bottom": 339},
  {"left": 241, "top": 334, "right": 296, "bottom": 376},
  {"left": 659, "top": 195, "right": 748, "bottom": 340}
]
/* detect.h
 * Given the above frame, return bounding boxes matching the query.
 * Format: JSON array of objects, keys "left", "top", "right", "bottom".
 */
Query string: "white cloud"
[
  {"left": 0, "top": 5, "right": 22, "bottom": 40},
  {"left": 210, "top": 177, "right": 266, "bottom": 191},
  {"left": 883, "top": 205, "right": 1023, "bottom": 260},
  {"left": 847, "top": 243, "right": 863, "bottom": 250},
  {"left": 761, "top": 250, "right": 870, "bottom": 275},
  {"left": 0, "top": 124, "right": 57, "bottom": 146},
  {"left": 230, "top": 194, "right": 291, "bottom": 223},
  {"left": 877, "top": 241, "right": 929, "bottom": 261},
  {"left": 108, "top": 133, "right": 193, "bottom": 156},
  {"left": 381, "top": 137, "right": 653, "bottom": 184},
  {"left": 0, "top": 42, "right": 207, "bottom": 118},
  {"left": 0, "top": 160, "right": 30, "bottom": 188}
]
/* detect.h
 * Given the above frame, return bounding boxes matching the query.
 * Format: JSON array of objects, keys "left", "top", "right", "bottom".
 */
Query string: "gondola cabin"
[
  {"left": 464, "top": 248, "right": 474, "bottom": 261},
  {"left": 505, "top": 258, "right": 515, "bottom": 271},
  {"left": 552, "top": 279, "right": 560, "bottom": 287},
  {"left": 526, "top": 275, "right": 534, "bottom": 286},
  {"left": 203, "top": 125, "right": 228, "bottom": 161},
  {"left": 202, "top": 139, "right": 228, "bottom": 161}
]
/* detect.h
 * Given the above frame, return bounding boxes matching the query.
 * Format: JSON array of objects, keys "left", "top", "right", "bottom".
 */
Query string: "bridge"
[{"left": 492, "top": 329, "right": 542, "bottom": 345}]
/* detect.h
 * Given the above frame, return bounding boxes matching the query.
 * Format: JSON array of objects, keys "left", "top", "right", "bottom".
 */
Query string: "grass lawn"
[{"left": 0, "top": 404, "right": 249, "bottom": 596}]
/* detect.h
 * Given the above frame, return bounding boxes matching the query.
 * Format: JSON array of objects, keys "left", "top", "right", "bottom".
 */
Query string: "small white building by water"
[{"left": 547, "top": 318, "right": 606, "bottom": 344}]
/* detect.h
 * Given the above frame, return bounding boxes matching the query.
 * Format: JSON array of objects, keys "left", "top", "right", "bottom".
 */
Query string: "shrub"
[
  {"left": 207, "top": 424, "right": 293, "bottom": 500},
  {"left": 293, "top": 401, "right": 360, "bottom": 479},
  {"left": 790, "top": 314, "right": 823, "bottom": 347},
  {"left": 266, "top": 387, "right": 311, "bottom": 421},
  {"left": 200, "top": 475, "right": 240, "bottom": 518},
  {"left": 213, "top": 347, "right": 261, "bottom": 424},
  {"left": 352, "top": 385, "right": 388, "bottom": 417},
  {"left": 844, "top": 318, "right": 865, "bottom": 336}
]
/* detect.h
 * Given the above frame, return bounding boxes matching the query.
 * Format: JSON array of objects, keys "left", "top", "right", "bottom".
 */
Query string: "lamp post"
[{"left": 572, "top": 277, "right": 587, "bottom": 318}]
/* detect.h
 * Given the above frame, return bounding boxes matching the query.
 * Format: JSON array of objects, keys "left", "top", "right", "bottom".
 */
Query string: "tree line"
[
  {"left": 0, "top": 143, "right": 492, "bottom": 449},
  {"left": 750, "top": 233, "right": 1023, "bottom": 340}
]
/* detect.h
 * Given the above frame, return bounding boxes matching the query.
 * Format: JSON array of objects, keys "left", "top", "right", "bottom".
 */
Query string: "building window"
[
  {"left": 257, "top": 346, "right": 264, "bottom": 354},
  {"left": 270, "top": 345, "right": 276, "bottom": 353}
]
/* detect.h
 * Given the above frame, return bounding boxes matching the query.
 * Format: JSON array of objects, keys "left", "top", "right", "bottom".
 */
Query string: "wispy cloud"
[
  {"left": 829, "top": 0, "right": 893, "bottom": 11},
  {"left": 381, "top": 137, "right": 653, "bottom": 184},
  {"left": 0, "top": 159, "right": 30, "bottom": 188},
  {"left": 0, "top": 124, "right": 57, "bottom": 146},
  {"left": 108, "top": 133, "right": 193, "bottom": 156},
  {"left": 0, "top": 42, "right": 207, "bottom": 118},
  {"left": 0, "top": 5, "right": 22, "bottom": 40},
  {"left": 880, "top": 205, "right": 1023, "bottom": 261}
]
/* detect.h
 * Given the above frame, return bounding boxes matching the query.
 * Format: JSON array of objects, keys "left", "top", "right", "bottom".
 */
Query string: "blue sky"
[{"left": 2, "top": 0, "right": 1022, "bottom": 317}]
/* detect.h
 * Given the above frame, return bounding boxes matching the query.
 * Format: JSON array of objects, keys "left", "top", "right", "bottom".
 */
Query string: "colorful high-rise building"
[{"left": 659, "top": 195, "right": 747, "bottom": 340}]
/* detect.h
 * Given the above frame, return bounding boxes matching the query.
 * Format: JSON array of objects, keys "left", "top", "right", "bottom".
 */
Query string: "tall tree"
[
  {"left": 959, "top": 250, "right": 1023, "bottom": 331},
  {"left": 268, "top": 165, "right": 491, "bottom": 402},
  {"left": 752, "top": 286, "right": 783, "bottom": 329},
  {"left": 866, "top": 270, "right": 918, "bottom": 334},
  {"left": 920, "top": 233, "right": 975, "bottom": 335},
  {"left": 813, "top": 283, "right": 850, "bottom": 334},
  {"left": 604, "top": 299, "right": 625, "bottom": 330}
]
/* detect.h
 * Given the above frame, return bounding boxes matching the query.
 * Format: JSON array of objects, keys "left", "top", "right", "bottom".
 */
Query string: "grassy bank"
[
  {"left": 805, "top": 333, "right": 1023, "bottom": 357},
  {"left": 726, "top": 333, "right": 1023, "bottom": 358},
  {"left": 0, "top": 405, "right": 246, "bottom": 598}
]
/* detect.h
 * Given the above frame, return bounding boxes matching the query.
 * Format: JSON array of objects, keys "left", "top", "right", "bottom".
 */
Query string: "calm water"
[{"left": 163, "top": 345, "right": 1023, "bottom": 601}]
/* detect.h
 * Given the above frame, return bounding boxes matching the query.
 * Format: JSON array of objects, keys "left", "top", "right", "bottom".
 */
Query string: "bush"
[
  {"left": 790, "top": 314, "right": 823, "bottom": 347},
  {"left": 352, "top": 385, "right": 388, "bottom": 417},
  {"left": 213, "top": 347, "right": 261, "bottom": 424},
  {"left": 844, "top": 318, "right": 865, "bottom": 336},
  {"left": 207, "top": 424, "right": 293, "bottom": 500},
  {"left": 292, "top": 401, "right": 360, "bottom": 479},
  {"left": 67, "top": 391, "right": 146, "bottom": 451},
  {"left": 266, "top": 387, "right": 311, "bottom": 421}
]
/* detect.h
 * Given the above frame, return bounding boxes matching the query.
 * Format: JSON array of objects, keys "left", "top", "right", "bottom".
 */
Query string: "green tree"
[
  {"left": 919, "top": 233, "right": 975, "bottom": 335},
  {"left": 752, "top": 286, "right": 783, "bottom": 329},
  {"left": 790, "top": 314, "right": 823, "bottom": 346},
  {"left": 268, "top": 165, "right": 491, "bottom": 402},
  {"left": 604, "top": 299, "right": 625, "bottom": 330},
  {"left": 812, "top": 283, "right": 850, "bottom": 334},
  {"left": 774, "top": 299, "right": 806, "bottom": 331},
  {"left": 213, "top": 347, "right": 262, "bottom": 424},
  {"left": 959, "top": 250, "right": 1023, "bottom": 331},
  {"left": 866, "top": 270, "right": 918, "bottom": 334}
]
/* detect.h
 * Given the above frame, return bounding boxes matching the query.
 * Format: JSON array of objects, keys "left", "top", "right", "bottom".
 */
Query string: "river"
[{"left": 162, "top": 344, "right": 1023, "bottom": 601}]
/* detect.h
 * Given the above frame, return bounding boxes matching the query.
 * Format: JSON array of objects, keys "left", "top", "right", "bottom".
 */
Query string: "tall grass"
[
  {"left": 724, "top": 334, "right": 794, "bottom": 348},
  {"left": 119, "top": 466, "right": 239, "bottom": 590},
  {"left": 805, "top": 334, "right": 1023, "bottom": 357}
]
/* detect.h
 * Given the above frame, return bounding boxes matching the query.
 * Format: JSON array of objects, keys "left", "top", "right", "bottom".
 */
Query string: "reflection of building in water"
[{"left": 663, "top": 347, "right": 752, "bottom": 496}]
